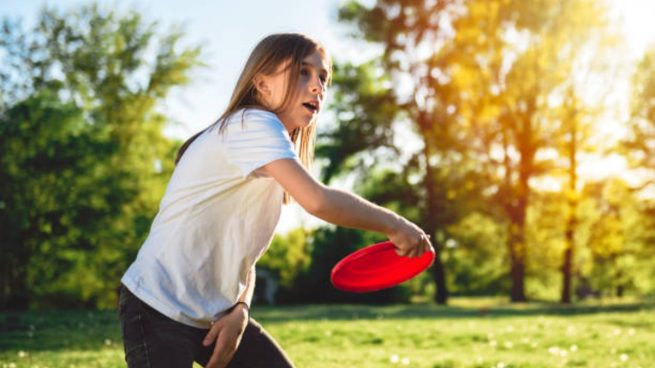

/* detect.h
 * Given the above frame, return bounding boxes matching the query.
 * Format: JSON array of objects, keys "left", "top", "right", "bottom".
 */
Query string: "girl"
[{"left": 118, "top": 33, "right": 433, "bottom": 368}]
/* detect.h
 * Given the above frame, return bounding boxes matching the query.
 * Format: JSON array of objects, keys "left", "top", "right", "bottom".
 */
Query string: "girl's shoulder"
[{"left": 222, "top": 107, "right": 285, "bottom": 132}]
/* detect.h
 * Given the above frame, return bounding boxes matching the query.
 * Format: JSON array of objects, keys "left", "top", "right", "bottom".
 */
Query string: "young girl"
[{"left": 118, "top": 33, "right": 433, "bottom": 368}]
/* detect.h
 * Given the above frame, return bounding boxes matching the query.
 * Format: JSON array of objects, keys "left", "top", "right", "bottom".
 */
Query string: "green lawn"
[{"left": 1, "top": 298, "right": 654, "bottom": 367}]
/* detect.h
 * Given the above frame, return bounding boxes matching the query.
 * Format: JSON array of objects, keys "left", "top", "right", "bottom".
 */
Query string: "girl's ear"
[{"left": 253, "top": 74, "right": 270, "bottom": 97}]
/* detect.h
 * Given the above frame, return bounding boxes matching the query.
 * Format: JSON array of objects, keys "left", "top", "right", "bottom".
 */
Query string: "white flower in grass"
[
  {"left": 506, "top": 325, "right": 514, "bottom": 332},
  {"left": 390, "top": 354, "right": 399, "bottom": 364},
  {"left": 627, "top": 328, "right": 636, "bottom": 336},
  {"left": 570, "top": 344, "right": 578, "bottom": 352},
  {"left": 548, "top": 346, "right": 570, "bottom": 357},
  {"left": 18, "top": 351, "right": 27, "bottom": 358},
  {"left": 504, "top": 341, "right": 513, "bottom": 349},
  {"left": 619, "top": 354, "right": 629, "bottom": 362},
  {"left": 104, "top": 338, "right": 112, "bottom": 346},
  {"left": 496, "top": 362, "right": 506, "bottom": 368},
  {"left": 400, "top": 357, "right": 410, "bottom": 365},
  {"left": 489, "top": 340, "right": 497, "bottom": 348}
]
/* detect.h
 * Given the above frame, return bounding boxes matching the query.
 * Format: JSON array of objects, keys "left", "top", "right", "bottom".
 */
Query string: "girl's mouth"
[{"left": 302, "top": 102, "right": 318, "bottom": 114}]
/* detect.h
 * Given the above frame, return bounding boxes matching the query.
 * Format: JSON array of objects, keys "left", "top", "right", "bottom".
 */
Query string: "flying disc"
[{"left": 330, "top": 241, "right": 435, "bottom": 293}]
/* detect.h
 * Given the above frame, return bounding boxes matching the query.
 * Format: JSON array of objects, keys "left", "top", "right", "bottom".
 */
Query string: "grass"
[{"left": 1, "top": 297, "right": 654, "bottom": 367}]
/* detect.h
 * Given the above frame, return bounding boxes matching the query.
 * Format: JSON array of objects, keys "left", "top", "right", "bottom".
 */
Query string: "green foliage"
[
  {"left": 258, "top": 228, "right": 312, "bottom": 289},
  {"left": 445, "top": 212, "right": 509, "bottom": 295},
  {"left": 584, "top": 180, "right": 655, "bottom": 296},
  {"left": 0, "top": 91, "right": 116, "bottom": 308},
  {"left": 623, "top": 47, "right": 655, "bottom": 193},
  {"left": 0, "top": 3, "right": 201, "bottom": 308},
  {"left": 316, "top": 60, "right": 400, "bottom": 183}
]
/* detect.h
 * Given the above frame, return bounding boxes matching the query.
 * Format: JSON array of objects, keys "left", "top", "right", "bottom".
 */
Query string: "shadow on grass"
[
  {"left": 253, "top": 300, "right": 655, "bottom": 323},
  {"left": 0, "top": 309, "right": 122, "bottom": 353}
]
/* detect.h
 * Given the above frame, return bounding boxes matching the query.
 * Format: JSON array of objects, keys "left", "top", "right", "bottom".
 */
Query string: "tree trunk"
[
  {"left": 501, "top": 123, "right": 529, "bottom": 303},
  {"left": 418, "top": 112, "right": 448, "bottom": 305},
  {"left": 561, "top": 114, "right": 577, "bottom": 304},
  {"left": 507, "top": 207, "right": 528, "bottom": 302},
  {"left": 560, "top": 237, "right": 574, "bottom": 303},
  {"left": 2, "top": 229, "right": 31, "bottom": 309},
  {"left": 432, "top": 250, "right": 448, "bottom": 304},
  {"left": 424, "top": 149, "right": 449, "bottom": 305}
]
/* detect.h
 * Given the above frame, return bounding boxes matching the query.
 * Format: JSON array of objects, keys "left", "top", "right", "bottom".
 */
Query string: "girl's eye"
[
  {"left": 320, "top": 76, "right": 327, "bottom": 83},
  {"left": 300, "top": 69, "right": 309, "bottom": 76}
]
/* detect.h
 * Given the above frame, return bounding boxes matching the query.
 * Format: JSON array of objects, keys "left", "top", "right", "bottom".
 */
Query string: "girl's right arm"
[{"left": 260, "top": 158, "right": 433, "bottom": 258}]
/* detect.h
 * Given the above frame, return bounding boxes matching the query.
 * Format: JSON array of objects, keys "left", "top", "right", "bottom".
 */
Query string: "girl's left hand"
[{"left": 202, "top": 304, "right": 249, "bottom": 368}]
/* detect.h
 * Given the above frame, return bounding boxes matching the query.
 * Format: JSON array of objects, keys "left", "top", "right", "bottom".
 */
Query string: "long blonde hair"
[{"left": 175, "top": 33, "right": 332, "bottom": 203}]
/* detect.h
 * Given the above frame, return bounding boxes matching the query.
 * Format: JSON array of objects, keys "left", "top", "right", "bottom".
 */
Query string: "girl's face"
[{"left": 254, "top": 51, "right": 329, "bottom": 132}]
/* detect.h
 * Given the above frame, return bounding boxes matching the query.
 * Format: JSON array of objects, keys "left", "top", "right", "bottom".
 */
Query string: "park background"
[{"left": 1, "top": 0, "right": 654, "bottom": 367}]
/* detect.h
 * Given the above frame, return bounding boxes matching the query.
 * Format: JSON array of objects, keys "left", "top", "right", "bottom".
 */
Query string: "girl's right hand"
[
  {"left": 203, "top": 304, "right": 249, "bottom": 368},
  {"left": 387, "top": 216, "right": 434, "bottom": 258}
]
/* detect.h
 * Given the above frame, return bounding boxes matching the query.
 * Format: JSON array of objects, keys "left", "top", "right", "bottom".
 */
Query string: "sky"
[{"left": 1, "top": 0, "right": 654, "bottom": 232}]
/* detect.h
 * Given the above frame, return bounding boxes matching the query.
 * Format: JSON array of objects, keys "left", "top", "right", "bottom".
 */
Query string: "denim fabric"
[{"left": 118, "top": 284, "right": 294, "bottom": 368}]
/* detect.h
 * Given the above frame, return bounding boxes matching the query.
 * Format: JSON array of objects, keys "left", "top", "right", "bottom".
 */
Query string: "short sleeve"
[{"left": 222, "top": 109, "right": 298, "bottom": 177}]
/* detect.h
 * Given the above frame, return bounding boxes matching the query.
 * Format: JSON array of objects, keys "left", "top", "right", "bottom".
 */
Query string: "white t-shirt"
[{"left": 121, "top": 108, "right": 297, "bottom": 328}]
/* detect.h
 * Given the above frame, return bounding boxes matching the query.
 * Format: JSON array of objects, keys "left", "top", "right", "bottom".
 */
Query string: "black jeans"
[{"left": 118, "top": 284, "right": 294, "bottom": 368}]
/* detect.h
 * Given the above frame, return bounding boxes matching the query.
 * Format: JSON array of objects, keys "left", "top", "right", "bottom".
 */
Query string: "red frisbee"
[{"left": 331, "top": 241, "right": 435, "bottom": 293}]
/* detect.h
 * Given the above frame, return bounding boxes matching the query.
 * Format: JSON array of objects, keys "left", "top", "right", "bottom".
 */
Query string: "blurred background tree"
[
  {"left": 0, "top": 4, "right": 201, "bottom": 308},
  {"left": 332, "top": 0, "right": 630, "bottom": 304},
  {"left": 623, "top": 47, "right": 655, "bottom": 195}
]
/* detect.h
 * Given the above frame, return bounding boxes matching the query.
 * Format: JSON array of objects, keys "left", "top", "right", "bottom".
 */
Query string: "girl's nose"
[{"left": 310, "top": 76, "right": 324, "bottom": 94}]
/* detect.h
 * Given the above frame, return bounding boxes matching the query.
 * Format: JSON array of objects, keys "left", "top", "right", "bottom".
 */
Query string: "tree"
[
  {"left": 337, "top": 0, "right": 613, "bottom": 303},
  {"left": 584, "top": 179, "right": 655, "bottom": 296},
  {"left": 0, "top": 91, "right": 115, "bottom": 307},
  {"left": 338, "top": 0, "right": 488, "bottom": 305},
  {"left": 317, "top": 61, "right": 400, "bottom": 183},
  {"left": 462, "top": 0, "right": 611, "bottom": 302},
  {"left": 0, "top": 3, "right": 201, "bottom": 308},
  {"left": 623, "top": 47, "right": 655, "bottom": 194}
]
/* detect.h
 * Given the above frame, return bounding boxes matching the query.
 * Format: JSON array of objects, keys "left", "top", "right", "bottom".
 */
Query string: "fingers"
[
  {"left": 206, "top": 331, "right": 224, "bottom": 368},
  {"left": 206, "top": 328, "right": 236, "bottom": 368},
  {"left": 409, "top": 234, "right": 424, "bottom": 258},
  {"left": 389, "top": 217, "right": 434, "bottom": 258},
  {"left": 405, "top": 233, "right": 432, "bottom": 258},
  {"left": 203, "top": 321, "right": 221, "bottom": 347},
  {"left": 423, "top": 234, "right": 433, "bottom": 255},
  {"left": 395, "top": 247, "right": 410, "bottom": 257}
]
